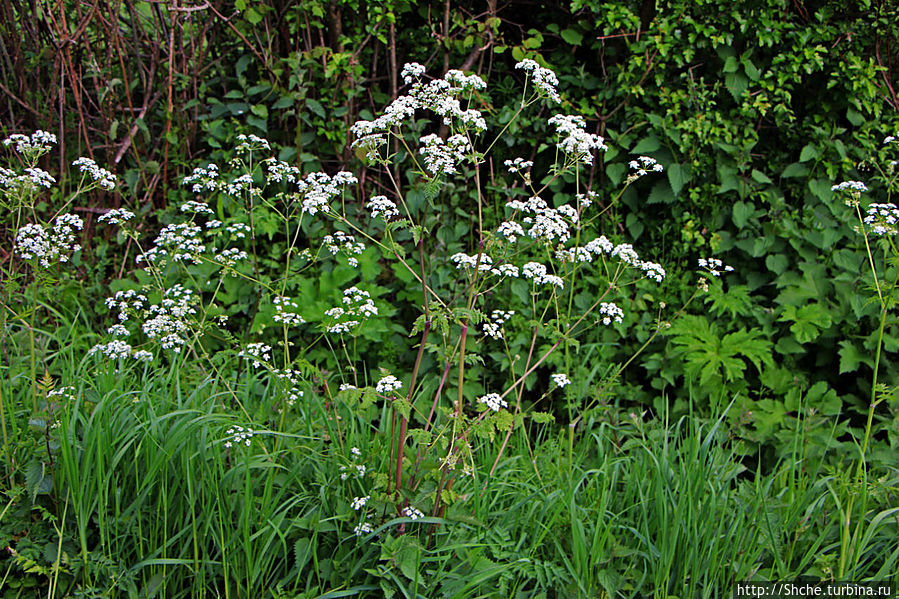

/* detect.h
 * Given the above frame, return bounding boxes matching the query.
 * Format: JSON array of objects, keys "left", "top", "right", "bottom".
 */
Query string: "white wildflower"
[
  {"left": 551, "top": 373, "right": 571, "bottom": 387},
  {"left": 375, "top": 375, "right": 402, "bottom": 394},
  {"left": 478, "top": 393, "right": 508, "bottom": 412}
]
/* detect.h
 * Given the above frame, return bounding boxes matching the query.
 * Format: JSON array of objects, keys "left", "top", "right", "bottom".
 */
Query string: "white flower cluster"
[
  {"left": 72, "top": 157, "right": 117, "bottom": 190},
  {"left": 15, "top": 213, "right": 83, "bottom": 268},
  {"left": 401, "top": 62, "right": 426, "bottom": 84},
  {"left": 863, "top": 203, "right": 899, "bottom": 236},
  {"left": 138, "top": 223, "right": 205, "bottom": 265},
  {"left": 141, "top": 285, "right": 197, "bottom": 352},
  {"left": 375, "top": 375, "right": 402, "bottom": 395},
  {"left": 180, "top": 200, "right": 215, "bottom": 215},
  {"left": 505, "top": 196, "right": 574, "bottom": 244},
  {"left": 48, "top": 386, "right": 76, "bottom": 403},
  {"left": 402, "top": 506, "right": 425, "bottom": 520},
  {"left": 367, "top": 195, "right": 399, "bottom": 220},
  {"left": 264, "top": 158, "right": 300, "bottom": 184},
  {"left": 298, "top": 170, "right": 357, "bottom": 215},
  {"left": 451, "top": 251, "right": 493, "bottom": 271},
  {"left": 323, "top": 231, "right": 365, "bottom": 267},
  {"left": 107, "top": 324, "right": 129, "bottom": 336},
  {"left": 418, "top": 133, "right": 471, "bottom": 175},
  {"left": 350, "top": 63, "right": 488, "bottom": 157},
  {"left": 324, "top": 287, "right": 377, "bottom": 334},
  {"left": 3, "top": 130, "right": 57, "bottom": 155},
  {"left": 483, "top": 310, "right": 514, "bottom": 339},
  {"left": 273, "top": 296, "right": 306, "bottom": 326},
  {"left": 627, "top": 156, "right": 664, "bottom": 182},
  {"left": 98, "top": 208, "right": 135, "bottom": 225},
  {"left": 698, "top": 257, "right": 735, "bottom": 276},
  {"left": 565, "top": 235, "right": 665, "bottom": 283},
  {"left": 497, "top": 220, "right": 525, "bottom": 243},
  {"left": 234, "top": 134, "right": 271, "bottom": 153},
  {"left": 551, "top": 373, "right": 571, "bottom": 387},
  {"left": 98, "top": 286, "right": 197, "bottom": 357},
  {"left": 215, "top": 247, "right": 249, "bottom": 269},
  {"left": 598, "top": 302, "right": 624, "bottom": 325},
  {"left": 225, "top": 173, "right": 259, "bottom": 197},
  {"left": 641, "top": 261, "right": 666, "bottom": 283},
  {"left": 514, "top": 59, "right": 561, "bottom": 103},
  {"left": 547, "top": 114, "right": 607, "bottom": 165},
  {"left": 353, "top": 522, "right": 373, "bottom": 536},
  {"left": 0, "top": 166, "right": 56, "bottom": 191},
  {"left": 106, "top": 289, "right": 148, "bottom": 321},
  {"left": 273, "top": 368, "right": 305, "bottom": 406},
  {"left": 831, "top": 181, "right": 868, "bottom": 193},
  {"left": 478, "top": 393, "right": 508, "bottom": 412},
  {"left": 576, "top": 191, "right": 598, "bottom": 208},
  {"left": 224, "top": 425, "right": 254, "bottom": 448},
  {"left": 351, "top": 496, "right": 369, "bottom": 511},
  {"left": 225, "top": 222, "right": 250, "bottom": 238},
  {"left": 181, "top": 163, "right": 221, "bottom": 193},
  {"left": 339, "top": 463, "right": 367, "bottom": 480},
  {"left": 88, "top": 340, "right": 133, "bottom": 360},
  {"left": 522, "top": 261, "right": 564, "bottom": 288},
  {"left": 239, "top": 342, "right": 272, "bottom": 368},
  {"left": 504, "top": 157, "right": 533, "bottom": 173}
]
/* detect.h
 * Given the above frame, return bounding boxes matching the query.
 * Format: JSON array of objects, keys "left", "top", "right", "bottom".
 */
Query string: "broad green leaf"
[
  {"left": 560, "top": 28, "right": 583, "bottom": 45},
  {"left": 742, "top": 57, "right": 761, "bottom": 81},
  {"left": 799, "top": 144, "right": 819, "bottom": 162},
  {"left": 647, "top": 180, "right": 674, "bottom": 204},
  {"left": 781, "top": 162, "right": 809, "bottom": 178},
  {"left": 606, "top": 162, "right": 626, "bottom": 186},
  {"left": 732, "top": 201, "right": 755, "bottom": 228},
  {"left": 632, "top": 136, "right": 660, "bottom": 153},
  {"left": 667, "top": 162, "right": 690, "bottom": 196},
  {"left": 306, "top": 99, "right": 326, "bottom": 118},
  {"left": 750, "top": 169, "right": 772, "bottom": 184},
  {"left": 765, "top": 253, "right": 789, "bottom": 274},
  {"left": 725, "top": 73, "right": 748, "bottom": 99}
]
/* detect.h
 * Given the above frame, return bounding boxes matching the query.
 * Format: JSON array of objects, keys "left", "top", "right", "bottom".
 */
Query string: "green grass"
[{"left": 3, "top": 353, "right": 896, "bottom": 597}]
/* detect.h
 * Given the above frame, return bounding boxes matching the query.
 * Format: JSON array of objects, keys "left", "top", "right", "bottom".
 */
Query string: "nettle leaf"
[
  {"left": 667, "top": 162, "right": 690, "bottom": 197},
  {"left": 606, "top": 162, "right": 626, "bottom": 186},
  {"left": 732, "top": 201, "right": 756, "bottom": 228}
]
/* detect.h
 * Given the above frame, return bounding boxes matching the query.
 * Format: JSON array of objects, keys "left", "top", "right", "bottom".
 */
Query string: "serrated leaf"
[
  {"left": 305, "top": 99, "right": 325, "bottom": 118},
  {"left": 725, "top": 72, "right": 748, "bottom": 99},
  {"left": 742, "top": 58, "right": 760, "bottom": 81},
  {"left": 667, "top": 162, "right": 690, "bottom": 196},
  {"left": 647, "top": 180, "right": 674, "bottom": 204}
]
